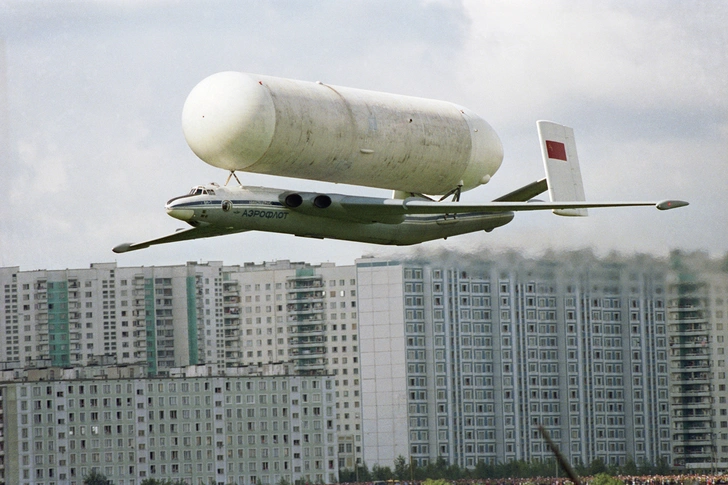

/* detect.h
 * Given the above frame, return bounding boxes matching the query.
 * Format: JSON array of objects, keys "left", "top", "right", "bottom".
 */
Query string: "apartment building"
[
  {"left": 666, "top": 252, "right": 728, "bottom": 471},
  {"left": 0, "top": 262, "right": 221, "bottom": 374},
  {"left": 0, "top": 260, "right": 364, "bottom": 474},
  {"left": 3, "top": 251, "right": 728, "bottom": 477},
  {"left": 358, "top": 252, "right": 673, "bottom": 469},
  {"left": 219, "top": 261, "right": 361, "bottom": 469},
  {"left": 0, "top": 364, "right": 336, "bottom": 485}
]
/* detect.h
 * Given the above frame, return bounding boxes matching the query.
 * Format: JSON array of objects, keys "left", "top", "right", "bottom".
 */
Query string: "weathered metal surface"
[{"left": 182, "top": 72, "right": 503, "bottom": 195}]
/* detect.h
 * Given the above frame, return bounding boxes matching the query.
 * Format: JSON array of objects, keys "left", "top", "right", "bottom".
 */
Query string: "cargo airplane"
[{"left": 113, "top": 72, "right": 686, "bottom": 253}]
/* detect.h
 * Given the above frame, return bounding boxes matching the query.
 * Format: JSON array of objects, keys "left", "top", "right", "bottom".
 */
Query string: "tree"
[
  {"left": 590, "top": 473, "right": 625, "bottom": 485},
  {"left": 622, "top": 458, "right": 639, "bottom": 476},
  {"left": 653, "top": 456, "right": 672, "bottom": 476},
  {"left": 339, "top": 462, "right": 372, "bottom": 483},
  {"left": 423, "top": 479, "right": 450, "bottom": 485},
  {"left": 372, "top": 463, "right": 394, "bottom": 481},
  {"left": 83, "top": 470, "right": 111, "bottom": 485},
  {"left": 473, "top": 459, "right": 496, "bottom": 479},
  {"left": 425, "top": 456, "right": 450, "bottom": 479},
  {"left": 588, "top": 458, "right": 608, "bottom": 476},
  {"left": 394, "top": 455, "right": 410, "bottom": 480}
]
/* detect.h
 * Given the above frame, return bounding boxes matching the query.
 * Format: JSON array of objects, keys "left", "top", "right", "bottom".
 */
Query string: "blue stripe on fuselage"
[{"left": 172, "top": 200, "right": 285, "bottom": 209}]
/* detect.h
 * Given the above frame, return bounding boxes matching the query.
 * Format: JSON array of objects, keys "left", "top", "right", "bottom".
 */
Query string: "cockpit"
[
  {"left": 188, "top": 185, "right": 216, "bottom": 196},
  {"left": 166, "top": 183, "right": 221, "bottom": 207}
]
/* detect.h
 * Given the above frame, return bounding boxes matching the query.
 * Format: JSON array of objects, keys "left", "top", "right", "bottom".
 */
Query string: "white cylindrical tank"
[{"left": 182, "top": 71, "right": 503, "bottom": 195}]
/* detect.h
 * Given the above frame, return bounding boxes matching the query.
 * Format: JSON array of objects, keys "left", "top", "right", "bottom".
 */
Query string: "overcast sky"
[{"left": 1, "top": 0, "right": 726, "bottom": 271}]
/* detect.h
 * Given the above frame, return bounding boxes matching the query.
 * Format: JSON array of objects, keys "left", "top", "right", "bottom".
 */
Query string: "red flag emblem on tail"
[{"left": 546, "top": 140, "right": 567, "bottom": 161}]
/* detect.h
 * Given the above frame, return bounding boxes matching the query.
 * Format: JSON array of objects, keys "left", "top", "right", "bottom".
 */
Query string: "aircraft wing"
[
  {"left": 335, "top": 195, "right": 688, "bottom": 219},
  {"left": 113, "top": 225, "right": 248, "bottom": 253},
  {"left": 283, "top": 189, "right": 688, "bottom": 225},
  {"left": 390, "top": 198, "right": 689, "bottom": 214}
]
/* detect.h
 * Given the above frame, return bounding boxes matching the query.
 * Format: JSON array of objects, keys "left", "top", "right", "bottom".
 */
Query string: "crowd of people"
[
  {"left": 612, "top": 476, "right": 728, "bottom": 485},
  {"left": 347, "top": 476, "right": 728, "bottom": 485}
]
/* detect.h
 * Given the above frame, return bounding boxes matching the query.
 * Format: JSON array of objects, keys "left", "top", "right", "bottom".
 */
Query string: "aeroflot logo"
[
  {"left": 242, "top": 209, "right": 289, "bottom": 219},
  {"left": 545, "top": 140, "right": 567, "bottom": 161}
]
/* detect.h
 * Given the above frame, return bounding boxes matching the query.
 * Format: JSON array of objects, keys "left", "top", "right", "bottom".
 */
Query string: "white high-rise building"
[
  {"left": 358, "top": 252, "right": 672, "bottom": 469},
  {"left": 0, "top": 262, "right": 224, "bottom": 374},
  {"left": 4, "top": 251, "right": 728, "bottom": 477},
  {"left": 666, "top": 251, "right": 728, "bottom": 472},
  {"left": 0, "top": 260, "right": 364, "bottom": 471}
]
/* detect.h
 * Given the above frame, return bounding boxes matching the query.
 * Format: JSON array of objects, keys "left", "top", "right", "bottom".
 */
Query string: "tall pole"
[{"left": 539, "top": 425, "right": 580, "bottom": 485}]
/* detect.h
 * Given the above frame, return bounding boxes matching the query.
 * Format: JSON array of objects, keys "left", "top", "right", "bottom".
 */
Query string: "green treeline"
[
  {"left": 83, "top": 456, "right": 672, "bottom": 485},
  {"left": 338, "top": 456, "right": 673, "bottom": 483}
]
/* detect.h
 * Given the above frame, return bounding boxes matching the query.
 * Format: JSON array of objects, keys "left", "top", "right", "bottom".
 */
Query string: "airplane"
[{"left": 112, "top": 121, "right": 687, "bottom": 253}]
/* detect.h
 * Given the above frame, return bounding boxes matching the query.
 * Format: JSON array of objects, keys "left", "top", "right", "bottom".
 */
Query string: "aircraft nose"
[{"left": 165, "top": 200, "right": 195, "bottom": 221}]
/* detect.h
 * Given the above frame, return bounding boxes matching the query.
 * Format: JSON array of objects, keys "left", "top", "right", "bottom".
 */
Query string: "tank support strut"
[
  {"left": 438, "top": 184, "right": 462, "bottom": 202},
  {"left": 224, "top": 171, "right": 243, "bottom": 186}
]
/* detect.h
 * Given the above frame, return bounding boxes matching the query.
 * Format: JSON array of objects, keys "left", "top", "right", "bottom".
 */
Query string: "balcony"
[
  {"left": 224, "top": 316, "right": 241, "bottom": 326},
  {"left": 287, "top": 291, "right": 325, "bottom": 301},
  {"left": 288, "top": 323, "right": 326, "bottom": 335},
  {"left": 294, "top": 356, "right": 327, "bottom": 367},
  {"left": 670, "top": 336, "right": 710, "bottom": 347},
  {"left": 671, "top": 398, "right": 711, "bottom": 409},
  {"left": 287, "top": 303, "right": 325, "bottom": 314},
  {"left": 289, "top": 347, "right": 326, "bottom": 356},
  {"left": 223, "top": 282, "right": 239, "bottom": 294},
  {"left": 673, "top": 370, "right": 709, "bottom": 380},
  {"left": 674, "top": 412, "right": 712, "bottom": 422},
  {"left": 289, "top": 336, "right": 325, "bottom": 346},
  {"left": 671, "top": 346, "right": 710, "bottom": 357},
  {"left": 669, "top": 322, "right": 710, "bottom": 334},
  {"left": 286, "top": 277, "right": 324, "bottom": 290},
  {"left": 288, "top": 315, "right": 324, "bottom": 324}
]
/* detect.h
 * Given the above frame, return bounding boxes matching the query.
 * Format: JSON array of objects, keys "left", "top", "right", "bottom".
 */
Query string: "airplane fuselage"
[{"left": 166, "top": 184, "right": 514, "bottom": 245}]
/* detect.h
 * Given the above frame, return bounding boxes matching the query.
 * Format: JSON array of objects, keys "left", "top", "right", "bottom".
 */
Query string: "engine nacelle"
[{"left": 279, "top": 191, "right": 403, "bottom": 224}]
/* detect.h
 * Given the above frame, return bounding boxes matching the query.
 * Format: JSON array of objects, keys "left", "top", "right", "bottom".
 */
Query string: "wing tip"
[
  {"left": 656, "top": 200, "right": 689, "bottom": 211},
  {"left": 113, "top": 242, "right": 149, "bottom": 253},
  {"left": 112, "top": 243, "right": 132, "bottom": 254}
]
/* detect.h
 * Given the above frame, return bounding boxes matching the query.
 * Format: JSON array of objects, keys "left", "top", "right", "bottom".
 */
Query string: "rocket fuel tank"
[{"left": 182, "top": 71, "right": 503, "bottom": 195}]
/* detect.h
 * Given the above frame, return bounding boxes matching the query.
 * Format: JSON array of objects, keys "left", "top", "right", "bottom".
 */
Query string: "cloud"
[
  {"left": 459, "top": 1, "right": 727, "bottom": 126},
  {"left": 0, "top": 0, "right": 725, "bottom": 270}
]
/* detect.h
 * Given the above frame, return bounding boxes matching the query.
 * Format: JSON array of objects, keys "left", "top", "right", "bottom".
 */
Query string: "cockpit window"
[{"left": 189, "top": 186, "right": 211, "bottom": 196}]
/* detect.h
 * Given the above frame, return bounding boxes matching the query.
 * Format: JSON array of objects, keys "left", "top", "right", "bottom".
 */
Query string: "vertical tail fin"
[{"left": 537, "top": 121, "right": 587, "bottom": 216}]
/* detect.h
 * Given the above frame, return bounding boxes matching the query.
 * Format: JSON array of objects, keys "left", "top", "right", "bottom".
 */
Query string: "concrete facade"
[
  {"left": 0, "top": 365, "right": 335, "bottom": 485},
  {"left": 3, "top": 251, "right": 728, "bottom": 481},
  {"left": 357, "top": 253, "right": 673, "bottom": 469}
]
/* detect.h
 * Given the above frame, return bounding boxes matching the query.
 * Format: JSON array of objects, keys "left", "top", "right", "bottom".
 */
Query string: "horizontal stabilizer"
[
  {"left": 537, "top": 121, "right": 587, "bottom": 216},
  {"left": 493, "top": 178, "right": 548, "bottom": 202}
]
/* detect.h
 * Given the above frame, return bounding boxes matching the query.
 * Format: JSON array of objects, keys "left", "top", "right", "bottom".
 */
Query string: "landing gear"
[{"left": 224, "top": 171, "right": 243, "bottom": 186}]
